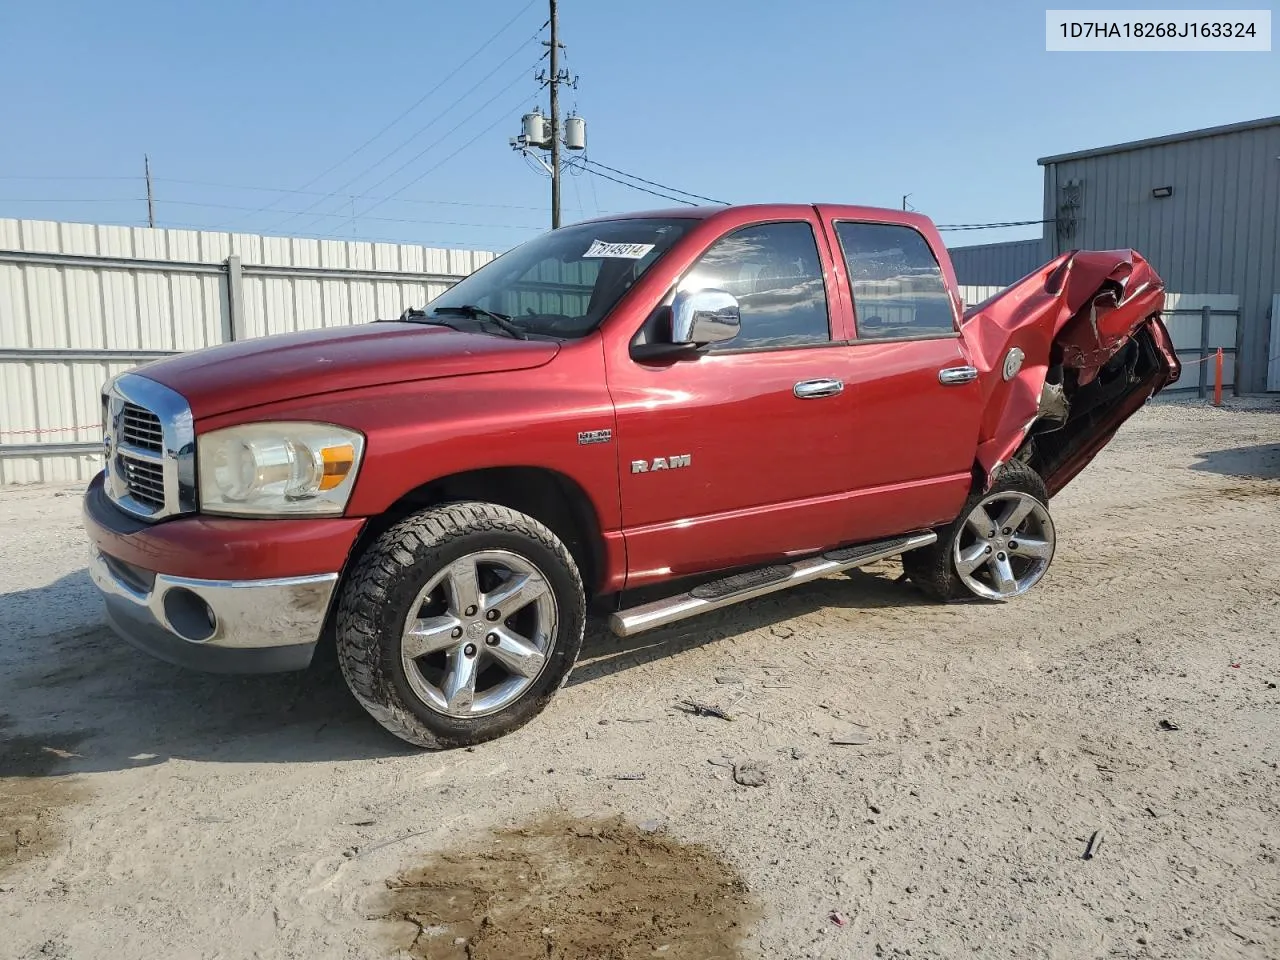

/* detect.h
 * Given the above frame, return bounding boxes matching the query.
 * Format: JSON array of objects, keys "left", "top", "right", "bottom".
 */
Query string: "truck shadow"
[
  {"left": 1190, "top": 442, "right": 1280, "bottom": 481},
  {"left": 570, "top": 566, "right": 935, "bottom": 686},
  {"left": 1, "top": 566, "right": 931, "bottom": 775},
  {"left": 2, "top": 572, "right": 412, "bottom": 775}
]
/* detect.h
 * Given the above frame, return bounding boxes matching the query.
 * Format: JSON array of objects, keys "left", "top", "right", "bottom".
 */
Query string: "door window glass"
[
  {"left": 680, "top": 222, "right": 830, "bottom": 349},
  {"left": 834, "top": 222, "right": 955, "bottom": 339}
]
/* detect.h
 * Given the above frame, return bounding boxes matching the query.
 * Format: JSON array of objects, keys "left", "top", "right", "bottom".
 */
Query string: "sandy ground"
[{"left": 2, "top": 397, "right": 1278, "bottom": 960}]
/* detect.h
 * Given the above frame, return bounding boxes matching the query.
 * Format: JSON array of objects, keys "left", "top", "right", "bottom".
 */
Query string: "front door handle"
[
  {"left": 793, "top": 378, "right": 844, "bottom": 399},
  {"left": 938, "top": 365, "right": 979, "bottom": 385}
]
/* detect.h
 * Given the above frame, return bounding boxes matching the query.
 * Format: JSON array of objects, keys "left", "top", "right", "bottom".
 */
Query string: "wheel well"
[{"left": 349, "top": 467, "right": 606, "bottom": 596}]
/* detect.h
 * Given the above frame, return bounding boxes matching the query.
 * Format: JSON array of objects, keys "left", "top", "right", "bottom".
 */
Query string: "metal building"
[
  {"left": 948, "top": 238, "right": 1045, "bottom": 288},
  {"left": 951, "top": 115, "right": 1280, "bottom": 393}
]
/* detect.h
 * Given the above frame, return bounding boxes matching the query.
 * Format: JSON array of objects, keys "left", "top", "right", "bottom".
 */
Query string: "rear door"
[
  {"left": 821, "top": 216, "right": 984, "bottom": 533},
  {"left": 607, "top": 217, "right": 861, "bottom": 588}
]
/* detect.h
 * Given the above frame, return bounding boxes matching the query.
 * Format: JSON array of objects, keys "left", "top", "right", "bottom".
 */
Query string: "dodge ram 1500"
[{"left": 84, "top": 204, "right": 1179, "bottom": 747}]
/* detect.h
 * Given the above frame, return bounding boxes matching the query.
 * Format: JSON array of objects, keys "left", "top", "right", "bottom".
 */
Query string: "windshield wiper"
[
  {"left": 431, "top": 304, "right": 529, "bottom": 340},
  {"left": 392, "top": 307, "right": 446, "bottom": 325}
]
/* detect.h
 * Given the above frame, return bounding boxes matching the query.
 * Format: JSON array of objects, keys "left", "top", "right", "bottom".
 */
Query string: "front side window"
[
  {"left": 423, "top": 218, "right": 692, "bottom": 339},
  {"left": 680, "top": 221, "right": 830, "bottom": 350},
  {"left": 834, "top": 222, "right": 955, "bottom": 340}
]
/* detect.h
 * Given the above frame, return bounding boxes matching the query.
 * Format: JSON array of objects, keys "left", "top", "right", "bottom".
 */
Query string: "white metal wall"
[{"left": 0, "top": 218, "right": 494, "bottom": 483}]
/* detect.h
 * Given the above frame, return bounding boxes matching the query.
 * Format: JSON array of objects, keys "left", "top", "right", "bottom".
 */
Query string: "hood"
[{"left": 137, "top": 322, "right": 560, "bottom": 419}]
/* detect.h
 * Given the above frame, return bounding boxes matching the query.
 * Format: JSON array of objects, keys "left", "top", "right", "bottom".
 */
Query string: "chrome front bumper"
[{"left": 88, "top": 548, "right": 339, "bottom": 673}]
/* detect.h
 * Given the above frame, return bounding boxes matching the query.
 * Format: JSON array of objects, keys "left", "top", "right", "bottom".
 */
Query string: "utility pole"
[
  {"left": 509, "top": 1, "right": 584, "bottom": 229},
  {"left": 145, "top": 155, "right": 155, "bottom": 228},
  {"left": 549, "top": 0, "right": 561, "bottom": 228},
  {"left": 901, "top": 193, "right": 912, "bottom": 212}
]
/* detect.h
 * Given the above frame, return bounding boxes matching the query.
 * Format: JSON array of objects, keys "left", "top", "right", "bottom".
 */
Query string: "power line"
[
  {"left": 936, "top": 219, "right": 1054, "bottom": 231},
  {"left": 583, "top": 156, "right": 601, "bottom": 216},
  {"left": 260, "top": 41, "right": 545, "bottom": 234},
  {"left": 0, "top": 197, "right": 145, "bottom": 203},
  {"left": 344, "top": 68, "right": 540, "bottom": 215},
  {"left": 581, "top": 158, "right": 727, "bottom": 205},
  {"left": 151, "top": 177, "right": 548, "bottom": 211},
  {"left": 579, "top": 165, "right": 700, "bottom": 207},
  {"left": 0, "top": 175, "right": 138, "bottom": 181},
  {"left": 151, "top": 197, "right": 541, "bottom": 230},
  {"left": 223, "top": 1, "right": 541, "bottom": 228},
  {"left": 291, "top": 1, "right": 538, "bottom": 191},
  {"left": 355, "top": 91, "right": 538, "bottom": 221}
]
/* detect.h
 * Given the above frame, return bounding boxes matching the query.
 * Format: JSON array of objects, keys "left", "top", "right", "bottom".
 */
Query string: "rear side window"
[
  {"left": 834, "top": 222, "right": 955, "bottom": 340},
  {"left": 680, "top": 221, "right": 830, "bottom": 350}
]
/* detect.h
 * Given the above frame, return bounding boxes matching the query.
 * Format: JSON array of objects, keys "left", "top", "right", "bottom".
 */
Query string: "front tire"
[
  {"left": 335, "top": 502, "right": 586, "bottom": 749},
  {"left": 904, "top": 460, "right": 1056, "bottom": 602}
]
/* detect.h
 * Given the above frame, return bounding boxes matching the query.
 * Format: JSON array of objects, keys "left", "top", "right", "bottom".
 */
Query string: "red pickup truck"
[{"left": 84, "top": 204, "right": 1179, "bottom": 748}]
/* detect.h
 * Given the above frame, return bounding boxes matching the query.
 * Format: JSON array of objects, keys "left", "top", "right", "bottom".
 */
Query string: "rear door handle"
[
  {"left": 938, "top": 365, "right": 979, "bottom": 385},
  {"left": 793, "top": 378, "right": 844, "bottom": 399}
]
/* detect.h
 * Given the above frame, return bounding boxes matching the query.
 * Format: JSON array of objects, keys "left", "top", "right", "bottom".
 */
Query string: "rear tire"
[
  {"left": 335, "top": 502, "right": 586, "bottom": 749},
  {"left": 904, "top": 460, "right": 1055, "bottom": 602}
]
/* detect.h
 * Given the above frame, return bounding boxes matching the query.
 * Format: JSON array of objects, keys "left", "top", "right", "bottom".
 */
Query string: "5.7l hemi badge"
[{"left": 577, "top": 429, "right": 612, "bottom": 445}]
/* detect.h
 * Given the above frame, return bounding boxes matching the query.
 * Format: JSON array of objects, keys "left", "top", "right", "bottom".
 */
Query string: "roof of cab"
[{"left": 572, "top": 203, "right": 937, "bottom": 230}]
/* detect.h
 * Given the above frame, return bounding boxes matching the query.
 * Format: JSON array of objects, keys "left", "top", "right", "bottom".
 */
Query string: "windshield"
[{"left": 420, "top": 218, "right": 693, "bottom": 339}]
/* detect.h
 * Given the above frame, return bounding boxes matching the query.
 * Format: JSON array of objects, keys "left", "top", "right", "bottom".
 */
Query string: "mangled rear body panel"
[{"left": 961, "top": 249, "right": 1180, "bottom": 496}]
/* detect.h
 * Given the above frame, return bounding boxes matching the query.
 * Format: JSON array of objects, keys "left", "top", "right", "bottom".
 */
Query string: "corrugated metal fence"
[{"left": 0, "top": 218, "right": 494, "bottom": 483}]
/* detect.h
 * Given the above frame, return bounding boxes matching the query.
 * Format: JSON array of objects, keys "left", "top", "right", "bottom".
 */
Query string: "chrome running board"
[{"left": 608, "top": 531, "right": 937, "bottom": 638}]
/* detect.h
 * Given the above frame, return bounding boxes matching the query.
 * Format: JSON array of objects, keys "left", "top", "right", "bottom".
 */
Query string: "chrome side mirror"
[{"left": 670, "top": 288, "right": 740, "bottom": 347}]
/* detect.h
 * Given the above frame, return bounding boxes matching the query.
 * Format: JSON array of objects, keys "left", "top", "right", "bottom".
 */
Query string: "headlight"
[{"left": 197, "top": 422, "right": 365, "bottom": 516}]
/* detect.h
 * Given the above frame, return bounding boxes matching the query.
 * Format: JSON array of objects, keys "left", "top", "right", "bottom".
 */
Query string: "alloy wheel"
[
  {"left": 953, "top": 491, "right": 1055, "bottom": 600},
  {"left": 400, "top": 549, "right": 558, "bottom": 718}
]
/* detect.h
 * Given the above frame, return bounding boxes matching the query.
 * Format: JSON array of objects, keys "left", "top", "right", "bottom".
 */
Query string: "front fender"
[{"left": 194, "top": 338, "right": 623, "bottom": 531}]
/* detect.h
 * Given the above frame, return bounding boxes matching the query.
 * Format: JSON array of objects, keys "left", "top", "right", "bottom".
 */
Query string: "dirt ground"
[{"left": 1, "top": 397, "right": 1278, "bottom": 960}]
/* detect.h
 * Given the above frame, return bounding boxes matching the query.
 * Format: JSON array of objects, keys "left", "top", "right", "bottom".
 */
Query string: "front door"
[{"left": 606, "top": 218, "right": 859, "bottom": 588}]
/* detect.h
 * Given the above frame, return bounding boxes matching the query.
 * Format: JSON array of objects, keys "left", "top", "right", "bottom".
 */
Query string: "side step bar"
[{"left": 608, "top": 531, "right": 937, "bottom": 638}]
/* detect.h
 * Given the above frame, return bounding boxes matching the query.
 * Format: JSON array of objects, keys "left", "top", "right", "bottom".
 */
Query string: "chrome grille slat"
[
  {"left": 122, "top": 458, "right": 165, "bottom": 498},
  {"left": 122, "top": 428, "right": 163, "bottom": 446},
  {"left": 123, "top": 468, "right": 164, "bottom": 490},
  {"left": 121, "top": 402, "right": 163, "bottom": 453}
]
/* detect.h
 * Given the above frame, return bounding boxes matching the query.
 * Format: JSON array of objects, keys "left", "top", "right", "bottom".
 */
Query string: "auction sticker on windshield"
[{"left": 583, "top": 240, "right": 655, "bottom": 259}]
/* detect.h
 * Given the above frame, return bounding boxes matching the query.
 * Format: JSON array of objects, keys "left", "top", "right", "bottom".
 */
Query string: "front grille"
[
  {"left": 121, "top": 402, "right": 163, "bottom": 453},
  {"left": 121, "top": 456, "right": 166, "bottom": 510},
  {"left": 104, "top": 373, "right": 194, "bottom": 522}
]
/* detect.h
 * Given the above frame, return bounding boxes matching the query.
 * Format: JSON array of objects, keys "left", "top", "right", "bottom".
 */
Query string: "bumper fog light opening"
[{"left": 162, "top": 587, "right": 219, "bottom": 644}]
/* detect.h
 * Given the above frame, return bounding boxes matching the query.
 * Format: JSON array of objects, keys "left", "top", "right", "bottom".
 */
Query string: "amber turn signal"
[{"left": 319, "top": 443, "right": 356, "bottom": 491}]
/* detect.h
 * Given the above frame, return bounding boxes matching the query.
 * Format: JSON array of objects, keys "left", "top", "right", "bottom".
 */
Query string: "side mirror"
[{"left": 670, "top": 288, "right": 740, "bottom": 347}]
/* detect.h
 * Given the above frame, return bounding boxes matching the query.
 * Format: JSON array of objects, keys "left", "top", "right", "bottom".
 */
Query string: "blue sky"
[{"left": 1, "top": 0, "right": 1276, "bottom": 252}]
